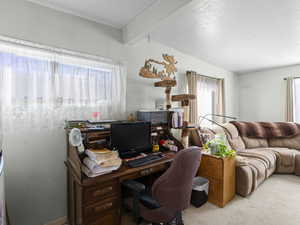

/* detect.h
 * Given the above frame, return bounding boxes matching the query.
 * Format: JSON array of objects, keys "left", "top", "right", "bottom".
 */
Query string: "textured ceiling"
[
  {"left": 151, "top": 0, "right": 300, "bottom": 74},
  {"left": 27, "top": 0, "right": 158, "bottom": 28},
  {"left": 26, "top": 0, "right": 300, "bottom": 73}
]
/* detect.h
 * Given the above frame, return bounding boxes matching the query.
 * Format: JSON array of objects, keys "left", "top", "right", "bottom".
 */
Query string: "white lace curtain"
[{"left": 0, "top": 41, "right": 126, "bottom": 131}]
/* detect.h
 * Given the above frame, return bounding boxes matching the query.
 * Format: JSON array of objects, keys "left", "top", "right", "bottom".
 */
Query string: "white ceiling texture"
[
  {"left": 27, "top": 0, "right": 300, "bottom": 74},
  {"left": 27, "top": 0, "right": 158, "bottom": 28}
]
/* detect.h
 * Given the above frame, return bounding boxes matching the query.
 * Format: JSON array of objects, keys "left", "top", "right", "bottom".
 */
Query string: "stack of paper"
[{"left": 82, "top": 149, "right": 122, "bottom": 177}]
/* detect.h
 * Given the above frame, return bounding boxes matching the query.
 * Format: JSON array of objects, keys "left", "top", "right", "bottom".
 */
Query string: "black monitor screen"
[{"left": 111, "top": 122, "right": 151, "bottom": 153}]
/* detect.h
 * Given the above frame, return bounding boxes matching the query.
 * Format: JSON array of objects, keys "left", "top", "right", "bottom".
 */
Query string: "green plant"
[{"left": 203, "top": 135, "right": 236, "bottom": 158}]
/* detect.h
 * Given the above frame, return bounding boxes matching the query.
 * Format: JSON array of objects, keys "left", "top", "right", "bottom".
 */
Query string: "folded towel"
[
  {"left": 82, "top": 165, "right": 114, "bottom": 178},
  {"left": 83, "top": 158, "right": 121, "bottom": 174},
  {"left": 83, "top": 157, "right": 122, "bottom": 172},
  {"left": 86, "top": 149, "right": 119, "bottom": 164}
]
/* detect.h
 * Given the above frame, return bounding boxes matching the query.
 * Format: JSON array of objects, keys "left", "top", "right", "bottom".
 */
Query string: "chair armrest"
[
  {"left": 122, "top": 180, "right": 146, "bottom": 193},
  {"left": 139, "top": 192, "right": 161, "bottom": 209}
]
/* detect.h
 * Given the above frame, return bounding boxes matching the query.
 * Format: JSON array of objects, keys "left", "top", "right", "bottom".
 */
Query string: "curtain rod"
[
  {"left": 198, "top": 74, "right": 223, "bottom": 80},
  {"left": 0, "top": 35, "right": 118, "bottom": 65},
  {"left": 187, "top": 71, "right": 223, "bottom": 80},
  {"left": 283, "top": 77, "right": 300, "bottom": 80}
]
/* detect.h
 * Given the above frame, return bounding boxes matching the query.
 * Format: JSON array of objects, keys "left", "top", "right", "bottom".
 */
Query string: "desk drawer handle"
[
  {"left": 140, "top": 168, "right": 153, "bottom": 176},
  {"left": 93, "top": 186, "right": 113, "bottom": 197},
  {"left": 94, "top": 202, "right": 113, "bottom": 212}
]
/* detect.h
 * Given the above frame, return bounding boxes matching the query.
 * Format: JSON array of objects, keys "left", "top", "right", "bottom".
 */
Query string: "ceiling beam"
[{"left": 123, "top": 0, "right": 200, "bottom": 44}]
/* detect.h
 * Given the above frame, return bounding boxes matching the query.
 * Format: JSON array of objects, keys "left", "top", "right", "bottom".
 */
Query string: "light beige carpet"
[{"left": 123, "top": 175, "right": 300, "bottom": 225}]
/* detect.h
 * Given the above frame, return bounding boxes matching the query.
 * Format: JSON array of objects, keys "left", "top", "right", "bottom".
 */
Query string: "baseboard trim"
[{"left": 44, "top": 216, "right": 67, "bottom": 225}]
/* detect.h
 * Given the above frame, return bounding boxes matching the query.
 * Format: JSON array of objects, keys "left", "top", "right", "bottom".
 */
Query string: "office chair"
[{"left": 122, "top": 147, "right": 202, "bottom": 225}]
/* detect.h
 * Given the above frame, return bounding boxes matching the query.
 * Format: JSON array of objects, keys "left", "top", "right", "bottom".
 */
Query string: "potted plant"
[{"left": 203, "top": 134, "right": 236, "bottom": 158}]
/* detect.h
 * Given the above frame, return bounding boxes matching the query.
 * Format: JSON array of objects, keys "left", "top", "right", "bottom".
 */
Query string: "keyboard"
[{"left": 127, "top": 154, "right": 164, "bottom": 168}]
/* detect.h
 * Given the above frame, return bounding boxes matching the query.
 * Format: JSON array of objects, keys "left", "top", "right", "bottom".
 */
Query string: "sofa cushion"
[
  {"left": 269, "top": 134, "right": 300, "bottom": 150},
  {"left": 242, "top": 136, "right": 268, "bottom": 149},
  {"left": 224, "top": 123, "right": 246, "bottom": 151},
  {"left": 269, "top": 148, "right": 300, "bottom": 174},
  {"left": 230, "top": 121, "right": 300, "bottom": 138},
  {"left": 238, "top": 149, "right": 277, "bottom": 171},
  {"left": 236, "top": 155, "right": 270, "bottom": 196},
  {"left": 215, "top": 123, "right": 246, "bottom": 151},
  {"left": 236, "top": 148, "right": 277, "bottom": 194},
  {"left": 235, "top": 164, "right": 253, "bottom": 197}
]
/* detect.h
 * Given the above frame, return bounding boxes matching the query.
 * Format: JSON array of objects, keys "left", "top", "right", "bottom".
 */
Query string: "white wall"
[
  {"left": 239, "top": 65, "right": 300, "bottom": 121},
  {"left": 0, "top": 1, "right": 239, "bottom": 225},
  {"left": 0, "top": 0, "right": 124, "bottom": 61}
]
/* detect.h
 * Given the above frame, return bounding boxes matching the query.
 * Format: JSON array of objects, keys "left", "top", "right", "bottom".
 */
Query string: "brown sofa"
[{"left": 191, "top": 123, "right": 300, "bottom": 197}]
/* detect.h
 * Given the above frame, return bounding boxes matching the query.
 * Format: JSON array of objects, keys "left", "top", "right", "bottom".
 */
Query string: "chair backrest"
[{"left": 152, "top": 147, "right": 201, "bottom": 211}]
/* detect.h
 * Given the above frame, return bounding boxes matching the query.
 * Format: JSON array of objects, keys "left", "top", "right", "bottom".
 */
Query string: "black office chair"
[{"left": 122, "top": 147, "right": 202, "bottom": 225}]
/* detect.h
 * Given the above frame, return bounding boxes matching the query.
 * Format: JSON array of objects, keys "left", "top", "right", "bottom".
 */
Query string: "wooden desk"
[
  {"left": 66, "top": 150, "right": 175, "bottom": 225},
  {"left": 198, "top": 153, "right": 236, "bottom": 208},
  {"left": 65, "top": 120, "right": 182, "bottom": 225}
]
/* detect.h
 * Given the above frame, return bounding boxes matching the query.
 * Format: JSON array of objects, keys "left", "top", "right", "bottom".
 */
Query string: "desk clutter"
[
  {"left": 82, "top": 149, "right": 122, "bottom": 177},
  {"left": 65, "top": 118, "right": 184, "bottom": 179}
]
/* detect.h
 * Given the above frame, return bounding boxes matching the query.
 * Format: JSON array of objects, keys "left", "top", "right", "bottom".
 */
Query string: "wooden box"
[{"left": 198, "top": 154, "right": 236, "bottom": 207}]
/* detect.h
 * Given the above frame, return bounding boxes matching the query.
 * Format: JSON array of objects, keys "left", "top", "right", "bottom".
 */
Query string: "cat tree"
[{"left": 139, "top": 54, "right": 195, "bottom": 147}]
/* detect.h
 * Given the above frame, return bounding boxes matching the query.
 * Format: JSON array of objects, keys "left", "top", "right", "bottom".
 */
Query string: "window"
[
  {"left": 0, "top": 41, "right": 126, "bottom": 131},
  {"left": 187, "top": 72, "right": 225, "bottom": 127},
  {"left": 294, "top": 78, "right": 300, "bottom": 122},
  {"left": 197, "top": 77, "right": 224, "bottom": 126},
  {"left": 197, "top": 78, "right": 216, "bottom": 117}
]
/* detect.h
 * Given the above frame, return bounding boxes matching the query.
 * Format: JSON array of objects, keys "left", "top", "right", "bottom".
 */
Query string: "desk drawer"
[
  {"left": 86, "top": 209, "right": 119, "bottom": 225},
  {"left": 84, "top": 196, "right": 119, "bottom": 221},
  {"left": 83, "top": 180, "right": 118, "bottom": 204},
  {"left": 86, "top": 132, "right": 110, "bottom": 141},
  {"left": 121, "top": 163, "right": 168, "bottom": 181}
]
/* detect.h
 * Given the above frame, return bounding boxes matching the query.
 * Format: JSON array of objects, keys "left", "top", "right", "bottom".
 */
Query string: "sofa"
[{"left": 190, "top": 122, "right": 300, "bottom": 197}]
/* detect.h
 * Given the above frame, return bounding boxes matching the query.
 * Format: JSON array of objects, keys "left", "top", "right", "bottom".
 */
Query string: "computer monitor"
[{"left": 111, "top": 122, "right": 152, "bottom": 157}]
